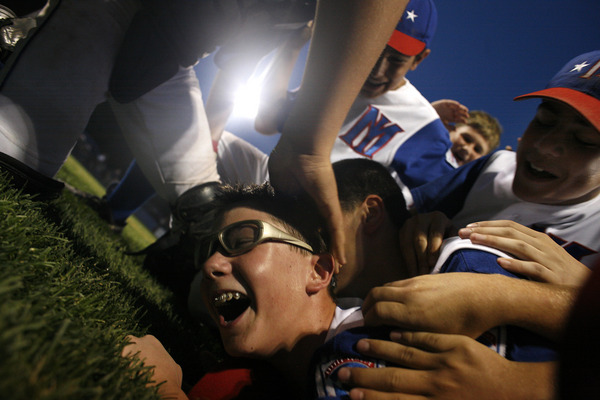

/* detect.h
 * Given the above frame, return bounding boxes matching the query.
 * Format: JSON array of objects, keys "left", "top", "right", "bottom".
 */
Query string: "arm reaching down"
[{"left": 269, "top": 0, "right": 409, "bottom": 266}]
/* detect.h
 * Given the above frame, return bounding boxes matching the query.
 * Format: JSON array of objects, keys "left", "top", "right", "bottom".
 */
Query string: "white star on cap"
[
  {"left": 570, "top": 61, "right": 590, "bottom": 72},
  {"left": 406, "top": 9, "right": 418, "bottom": 22}
]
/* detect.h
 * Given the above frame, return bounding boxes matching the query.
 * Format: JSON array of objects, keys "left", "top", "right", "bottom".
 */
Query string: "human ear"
[
  {"left": 306, "top": 253, "right": 335, "bottom": 295},
  {"left": 411, "top": 48, "right": 430, "bottom": 71},
  {"left": 362, "top": 195, "right": 386, "bottom": 234}
]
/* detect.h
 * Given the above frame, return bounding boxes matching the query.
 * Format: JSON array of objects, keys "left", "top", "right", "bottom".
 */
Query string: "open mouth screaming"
[{"left": 213, "top": 291, "right": 251, "bottom": 324}]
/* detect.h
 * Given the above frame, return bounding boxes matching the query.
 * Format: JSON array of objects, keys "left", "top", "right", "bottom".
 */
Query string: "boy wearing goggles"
[{"left": 126, "top": 168, "right": 570, "bottom": 399}]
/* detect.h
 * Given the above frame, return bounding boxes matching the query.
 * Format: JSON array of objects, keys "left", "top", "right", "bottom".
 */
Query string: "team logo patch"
[
  {"left": 339, "top": 105, "right": 404, "bottom": 158},
  {"left": 315, "top": 356, "right": 386, "bottom": 398},
  {"left": 324, "top": 357, "right": 376, "bottom": 378}
]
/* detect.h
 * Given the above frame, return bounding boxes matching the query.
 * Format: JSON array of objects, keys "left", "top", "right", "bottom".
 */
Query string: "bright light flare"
[{"left": 231, "top": 75, "right": 264, "bottom": 120}]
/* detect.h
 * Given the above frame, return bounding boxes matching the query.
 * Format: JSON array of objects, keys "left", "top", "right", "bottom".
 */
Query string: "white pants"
[{"left": 0, "top": 0, "right": 219, "bottom": 203}]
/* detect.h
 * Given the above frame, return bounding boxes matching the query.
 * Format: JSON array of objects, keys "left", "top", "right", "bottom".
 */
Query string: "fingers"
[
  {"left": 424, "top": 214, "right": 452, "bottom": 272},
  {"left": 301, "top": 165, "right": 347, "bottom": 266},
  {"left": 361, "top": 284, "right": 412, "bottom": 327},
  {"left": 457, "top": 220, "right": 591, "bottom": 285},
  {"left": 398, "top": 212, "right": 451, "bottom": 277},
  {"left": 355, "top": 336, "right": 439, "bottom": 369},
  {"left": 362, "top": 300, "right": 409, "bottom": 328},
  {"left": 347, "top": 388, "right": 427, "bottom": 400},
  {"left": 320, "top": 195, "right": 347, "bottom": 267},
  {"left": 398, "top": 217, "right": 420, "bottom": 277},
  {"left": 338, "top": 366, "right": 431, "bottom": 398},
  {"left": 337, "top": 332, "right": 465, "bottom": 398},
  {"left": 496, "top": 258, "right": 549, "bottom": 281},
  {"left": 460, "top": 220, "right": 537, "bottom": 237},
  {"left": 268, "top": 144, "right": 347, "bottom": 265},
  {"left": 458, "top": 220, "right": 547, "bottom": 260}
]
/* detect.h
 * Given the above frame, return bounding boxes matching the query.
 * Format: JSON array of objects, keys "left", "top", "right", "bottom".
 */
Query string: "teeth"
[
  {"left": 531, "top": 163, "right": 545, "bottom": 172},
  {"left": 214, "top": 291, "right": 242, "bottom": 306}
]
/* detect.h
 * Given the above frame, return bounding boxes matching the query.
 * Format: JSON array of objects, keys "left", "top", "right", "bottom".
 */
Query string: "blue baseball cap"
[
  {"left": 386, "top": 0, "right": 437, "bottom": 56},
  {"left": 514, "top": 50, "right": 600, "bottom": 132}
]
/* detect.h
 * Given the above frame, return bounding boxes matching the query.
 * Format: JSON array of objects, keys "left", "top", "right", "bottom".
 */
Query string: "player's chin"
[
  {"left": 359, "top": 85, "right": 384, "bottom": 99},
  {"left": 512, "top": 175, "right": 557, "bottom": 204}
]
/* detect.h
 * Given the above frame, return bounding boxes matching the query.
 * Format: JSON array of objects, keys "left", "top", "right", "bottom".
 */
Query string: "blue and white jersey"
[
  {"left": 310, "top": 238, "right": 558, "bottom": 400},
  {"left": 311, "top": 326, "right": 391, "bottom": 400},
  {"left": 433, "top": 237, "right": 557, "bottom": 362},
  {"left": 410, "top": 150, "right": 600, "bottom": 268},
  {"left": 332, "top": 80, "right": 456, "bottom": 191},
  {"left": 217, "top": 80, "right": 456, "bottom": 190}
]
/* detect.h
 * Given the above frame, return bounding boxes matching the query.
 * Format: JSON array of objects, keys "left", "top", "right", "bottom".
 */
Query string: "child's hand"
[
  {"left": 432, "top": 99, "right": 469, "bottom": 131},
  {"left": 398, "top": 211, "right": 456, "bottom": 277}
]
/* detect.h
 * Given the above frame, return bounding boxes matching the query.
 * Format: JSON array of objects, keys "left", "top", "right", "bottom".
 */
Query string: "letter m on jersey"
[{"left": 339, "top": 105, "right": 404, "bottom": 158}]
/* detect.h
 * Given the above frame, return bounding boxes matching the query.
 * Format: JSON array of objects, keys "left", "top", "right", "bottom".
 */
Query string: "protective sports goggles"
[{"left": 194, "top": 219, "right": 314, "bottom": 265}]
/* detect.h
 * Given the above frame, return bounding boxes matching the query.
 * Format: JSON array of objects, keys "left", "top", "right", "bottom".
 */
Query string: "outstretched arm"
[
  {"left": 362, "top": 273, "right": 575, "bottom": 342},
  {"left": 269, "top": 0, "right": 409, "bottom": 266}
]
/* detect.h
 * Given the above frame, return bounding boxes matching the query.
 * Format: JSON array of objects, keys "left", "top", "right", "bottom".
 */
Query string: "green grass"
[{"left": 0, "top": 158, "right": 222, "bottom": 399}]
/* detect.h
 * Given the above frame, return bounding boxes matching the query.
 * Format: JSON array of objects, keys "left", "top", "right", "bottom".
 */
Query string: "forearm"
[
  {"left": 477, "top": 275, "right": 575, "bottom": 342},
  {"left": 281, "top": 0, "right": 407, "bottom": 154},
  {"left": 499, "top": 361, "right": 558, "bottom": 400}
]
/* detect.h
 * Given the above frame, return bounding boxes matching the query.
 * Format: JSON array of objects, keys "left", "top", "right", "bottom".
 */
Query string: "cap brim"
[
  {"left": 387, "top": 30, "right": 426, "bottom": 56},
  {"left": 514, "top": 87, "right": 600, "bottom": 133}
]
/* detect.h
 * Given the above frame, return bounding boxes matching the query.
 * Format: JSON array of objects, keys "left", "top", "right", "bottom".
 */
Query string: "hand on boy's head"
[
  {"left": 268, "top": 138, "right": 347, "bottom": 267},
  {"left": 398, "top": 211, "right": 455, "bottom": 276}
]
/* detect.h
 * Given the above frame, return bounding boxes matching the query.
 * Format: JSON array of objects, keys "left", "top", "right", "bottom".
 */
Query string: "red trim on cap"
[
  {"left": 387, "top": 30, "right": 425, "bottom": 56},
  {"left": 514, "top": 87, "right": 600, "bottom": 133}
]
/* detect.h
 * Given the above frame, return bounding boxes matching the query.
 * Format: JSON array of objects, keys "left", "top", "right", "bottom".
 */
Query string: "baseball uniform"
[{"left": 410, "top": 150, "right": 600, "bottom": 268}]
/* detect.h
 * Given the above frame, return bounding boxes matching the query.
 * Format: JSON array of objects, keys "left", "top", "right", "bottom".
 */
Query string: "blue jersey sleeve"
[
  {"left": 441, "top": 249, "right": 558, "bottom": 362},
  {"left": 410, "top": 152, "right": 493, "bottom": 217},
  {"left": 389, "top": 119, "right": 455, "bottom": 188}
]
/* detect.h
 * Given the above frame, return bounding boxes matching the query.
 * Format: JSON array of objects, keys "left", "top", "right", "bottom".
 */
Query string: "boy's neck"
[{"left": 268, "top": 303, "right": 337, "bottom": 397}]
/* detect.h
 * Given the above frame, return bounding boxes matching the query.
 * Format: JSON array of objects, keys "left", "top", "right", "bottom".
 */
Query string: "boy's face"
[
  {"left": 360, "top": 46, "right": 427, "bottom": 99},
  {"left": 513, "top": 100, "right": 600, "bottom": 205},
  {"left": 450, "top": 126, "right": 491, "bottom": 166},
  {"left": 199, "top": 207, "right": 317, "bottom": 358}
]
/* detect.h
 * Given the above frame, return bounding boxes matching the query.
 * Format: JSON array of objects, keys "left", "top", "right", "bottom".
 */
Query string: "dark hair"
[
  {"left": 333, "top": 158, "right": 410, "bottom": 228},
  {"left": 209, "top": 182, "right": 330, "bottom": 255}
]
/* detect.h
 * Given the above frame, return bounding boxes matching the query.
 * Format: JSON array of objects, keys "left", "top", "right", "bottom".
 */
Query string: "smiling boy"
[
  {"left": 216, "top": 0, "right": 457, "bottom": 194},
  {"left": 449, "top": 110, "right": 502, "bottom": 166},
  {"left": 192, "top": 184, "right": 364, "bottom": 398},
  {"left": 409, "top": 50, "right": 600, "bottom": 268}
]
